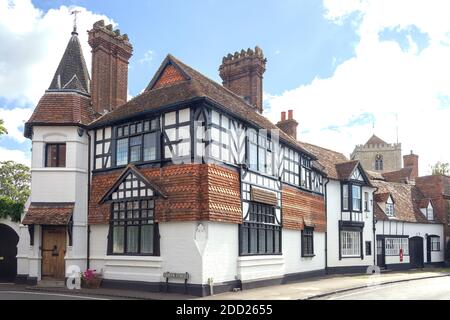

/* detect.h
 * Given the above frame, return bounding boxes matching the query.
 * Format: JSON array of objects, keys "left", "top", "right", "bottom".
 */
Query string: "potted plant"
[{"left": 80, "top": 269, "right": 103, "bottom": 289}]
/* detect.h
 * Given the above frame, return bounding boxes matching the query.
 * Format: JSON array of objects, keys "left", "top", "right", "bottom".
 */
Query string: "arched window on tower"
[{"left": 375, "top": 154, "right": 383, "bottom": 171}]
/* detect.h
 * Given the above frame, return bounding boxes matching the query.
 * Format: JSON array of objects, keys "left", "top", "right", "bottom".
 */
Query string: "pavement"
[{"left": 1, "top": 268, "right": 449, "bottom": 300}]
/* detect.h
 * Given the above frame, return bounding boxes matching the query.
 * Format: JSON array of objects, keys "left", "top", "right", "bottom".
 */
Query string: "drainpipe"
[
  {"left": 324, "top": 178, "right": 330, "bottom": 274},
  {"left": 86, "top": 129, "right": 92, "bottom": 270}
]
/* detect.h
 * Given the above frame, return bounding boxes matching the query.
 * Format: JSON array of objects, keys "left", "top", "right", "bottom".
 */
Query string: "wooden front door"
[
  {"left": 41, "top": 226, "right": 66, "bottom": 279},
  {"left": 376, "top": 237, "right": 386, "bottom": 269},
  {"left": 409, "top": 236, "right": 424, "bottom": 269},
  {"left": 0, "top": 224, "right": 19, "bottom": 282}
]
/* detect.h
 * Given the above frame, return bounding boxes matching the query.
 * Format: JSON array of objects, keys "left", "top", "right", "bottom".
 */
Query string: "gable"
[
  {"left": 350, "top": 167, "right": 364, "bottom": 181},
  {"left": 152, "top": 63, "right": 187, "bottom": 90},
  {"left": 99, "top": 165, "right": 167, "bottom": 204}
]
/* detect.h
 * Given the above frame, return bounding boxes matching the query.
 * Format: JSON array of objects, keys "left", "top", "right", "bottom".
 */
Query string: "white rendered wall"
[
  {"left": 376, "top": 220, "right": 444, "bottom": 264},
  {"left": 19, "top": 126, "right": 89, "bottom": 279},
  {"left": 326, "top": 180, "right": 376, "bottom": 268}
]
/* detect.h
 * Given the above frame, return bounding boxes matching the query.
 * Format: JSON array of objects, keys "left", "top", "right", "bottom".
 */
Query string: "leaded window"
[
  {"left": 301, "top": 227, "right": 314, "bottom": 257},
  {"left": 115, "top": 118, "right": 160, "bottom": 166},
  {"left": 430, "top": 236, "right": 440, "bottom": 251},
  {"left": 240, "top": 203, "right": 281, "bottom": 256},
  {"left": 385, "top": 238, "right": 409, "bottom": 256},
  {"left": 341, "top": 231, "right": 361, "bottom": 257}
]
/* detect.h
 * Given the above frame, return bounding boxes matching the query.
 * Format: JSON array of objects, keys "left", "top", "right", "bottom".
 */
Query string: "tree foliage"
[
  {"left": 0, "top": 119, "right": 7, "bottom": 136},
  {"left": 431, "top": 162, "right": 450, "bottom": 176},
  {"left": 0, "top": 197, "right": 23, "bottom": 222},
  {"left": 0, "top": 161, "right": 31, "bottom": 203}
]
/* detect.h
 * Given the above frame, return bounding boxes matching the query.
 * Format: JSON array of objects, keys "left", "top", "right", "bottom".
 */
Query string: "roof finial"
[{"left": 71, "top": 9, "right": 81, "bottom": 36}]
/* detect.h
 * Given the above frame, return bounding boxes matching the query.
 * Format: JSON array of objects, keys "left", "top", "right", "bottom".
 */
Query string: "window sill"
[{"left": 301, "top": 254, "right": 315, "bottom": 258}]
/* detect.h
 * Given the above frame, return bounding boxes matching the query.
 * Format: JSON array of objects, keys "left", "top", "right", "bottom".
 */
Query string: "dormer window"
[
  {"left": 386, "top": 196, "right": 394, "bottom": 217},
  {"left": 426, "top": 203, "right": 434, "bottom": 221}
]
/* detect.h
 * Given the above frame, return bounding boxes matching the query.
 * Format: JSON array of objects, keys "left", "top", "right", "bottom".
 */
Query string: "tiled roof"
[
  {"left": 335, "top": 160, "right": 359, "bottom": 180},
  {"left": 365, "top": 134, "right": 388, "bottom": 146},
  {"left": 48, "top": 33, "right": 90, "bottom": 94},
  {"left": 298, "top": 142, "right": 348, "bottom": 179},
  {"left": 382, "top": 167, "right": 414, "bottom": 183},
  {"left": 374, "top": 192, "right": 390, "bottom": 203},
  {"left": 90, "top": 54, "right": 314, "bottom": 158},
  {"left": 371, "top": 179, "right": 441, "bottom": 223},
  {"left": 24, "top": 92, "right": 97, "bottom": 138},
  {"left": 22, "top": 203, "right": 74, "bottom": 225}
]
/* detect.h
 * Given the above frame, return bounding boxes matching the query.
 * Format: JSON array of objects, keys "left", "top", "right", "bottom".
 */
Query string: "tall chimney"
[
  {"left": 88, "top": 20, "right": 133, "bottom": 114},
  {"left": 404, "top": 151, "right": 419, "bottom": 180},
  {"left": 219, "top": 47, "right": 267, "bottom": 114},
  {"left": 276, "top": 110, "right": 298, "bottom": 139}
]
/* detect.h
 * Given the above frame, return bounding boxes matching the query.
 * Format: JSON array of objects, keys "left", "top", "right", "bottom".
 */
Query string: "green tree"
[
  {"left": 431, "top": 162, "right": 450, "bottom": 176},
  {"left": 0, "top": 119, "right": 7, "bottom": 136},
  {"left": 0, "top": 161, "right": 31, "bottom": 203}
]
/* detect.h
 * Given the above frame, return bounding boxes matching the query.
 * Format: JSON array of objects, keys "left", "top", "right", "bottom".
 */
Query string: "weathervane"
[{"left": 71, "top": 9, "right": 81, "bottom": 35}]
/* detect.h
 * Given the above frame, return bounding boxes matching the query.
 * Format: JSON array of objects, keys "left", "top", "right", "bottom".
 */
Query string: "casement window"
[
  {"left": 115, "top": 118, "right": 160, "bottom": 166},
  {"left": 239, "top": 203, "right": 281, "bottom": 256},
  {"left": 385, "top": 238, "right": 409, "bottom": 256},
  {"left": 341, "top": 231, "right": 361, "bottom": 257},
  {"left": 365, "top": 241, "right": 372, "bottom": 256},
  {"left": 163, "top": 108, "right": 191, "bottom": 160},
  {"left": 426, "top": 204, "right": 434, "bottom": 221},
  {"left": 430, "top": 236, "right": 440, "bottom": 251},
  {"left": 45, "top": 143, "right": 66, "bottom": 168},
  {"left": 342, "top": 184, "right": 362, "bottom": 212},
  {"left": 300, "top": 157, "right": 311, "bottom": 190},
  {"left": 301, "top": 227, "right": 314, "bottom": 257},
  {"left": 108, "top": 173, "right": 160, "bottom": 256},
  {"left": 110, "top": 199, "right": 158, "bottom": 255},
  {"left": 247, "top": 129, "right": 274, "bottom": 176}
]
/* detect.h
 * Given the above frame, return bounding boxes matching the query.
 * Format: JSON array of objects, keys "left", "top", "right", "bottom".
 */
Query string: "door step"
[{"left": 36, "top": 280, "right": 66, "bottom": 288}]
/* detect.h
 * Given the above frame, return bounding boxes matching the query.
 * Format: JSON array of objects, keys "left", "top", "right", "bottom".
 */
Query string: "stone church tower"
[{"left": 350, "top": 134, "right": 402, "bottom": 173}]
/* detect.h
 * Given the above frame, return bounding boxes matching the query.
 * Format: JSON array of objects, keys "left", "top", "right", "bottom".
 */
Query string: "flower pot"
[{"left": 81, "top": 277, "right": 103, "bottom": 289}]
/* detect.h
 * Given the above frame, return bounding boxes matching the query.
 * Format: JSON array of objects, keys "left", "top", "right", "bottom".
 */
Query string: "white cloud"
[
  {"left": 138, "top": 50, "right": 155, "bottom": 66},
  {"left": 264, "top": 0, "right": 450, "bottom": 175},
  {"left": 0, "top": 146, "right": 30, "bottom": 166},
  {"left": 0, "top": 107, "right": 33, "bottom": 143},
  {"left": 0, "top": 0, "right": 116, "bottom": 105}
]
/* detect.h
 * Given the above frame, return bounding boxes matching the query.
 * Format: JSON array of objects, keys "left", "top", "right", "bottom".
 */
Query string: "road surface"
[{"left": 318, "top": 276, "right": 450, "bottom": 300}]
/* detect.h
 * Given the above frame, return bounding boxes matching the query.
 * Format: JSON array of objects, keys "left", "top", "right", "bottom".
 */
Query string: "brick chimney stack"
[
  {"left": 88, "top": 20, "right": 133, "bottom": 114},
  {"left": 219, "top": 47, "right": 267, "bottom": 114},
  {"left": 404, "top": 151, "right": 419, "bottom": 180},
  {"left": 276, "top": 110, "right": 298, "bottom": 139}
]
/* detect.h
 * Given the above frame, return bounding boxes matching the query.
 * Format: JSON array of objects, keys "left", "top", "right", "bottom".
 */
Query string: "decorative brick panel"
[
  {"left": 282, "top": 185, "right": 326, "bottom": 232},
  {"left": 89, "top": 164, "right": 242, "bottom": 224},
  {"left": 153, "top": 65, "right": 185, "bottom": 89}
]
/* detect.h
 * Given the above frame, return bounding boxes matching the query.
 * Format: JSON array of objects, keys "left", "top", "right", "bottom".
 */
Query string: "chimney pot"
[
  {"left": 281, "top": 111, "right": 286, "bottom": 121},
  {"left": 288, "top": 110, "right": 293, "bottom": 120}
]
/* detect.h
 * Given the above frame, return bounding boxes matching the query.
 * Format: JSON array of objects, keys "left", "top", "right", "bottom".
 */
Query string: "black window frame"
[
  {"left": 341, "top": 183, "right": 363, "bottom": 213},
  {"left": 429, "top": 235, "right": 440, "bottom": 252},
  {"left": 301, "top": 227, "right": 315, "bottom": 257},
  {"left": 45, "top": 143, "right": 66, "bottom": 168},
  {"left": 247, "top": 129, "right": 275, "bottom": 176},
  {"left": 114, "top": 118, "right": 161, "bottom": 167},
  {"left": 365, "top": 241, "right": 372, "bottom": 256},
  {"left": 108, "top": 198, "right": 160, "bottom": 256},
  {"left": 239, "top": 202, "right": 282, "bottom": 256}
]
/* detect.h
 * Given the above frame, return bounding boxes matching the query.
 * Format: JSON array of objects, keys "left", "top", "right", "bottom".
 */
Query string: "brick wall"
[
  {"left": 282, "top": 185, "right": 326, "bottom": 232},
  {"left": 89, "top": 164, "right": 242, "bottom": 224}
]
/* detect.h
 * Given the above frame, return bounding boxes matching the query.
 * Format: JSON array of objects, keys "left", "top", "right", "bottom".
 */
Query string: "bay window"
[
  {"left": 45, "top": 143, "right": 66, "bottom": 168},
  {"left": 341, "top": 230, "right": 361, "bottom": 257},
  {"left": 342, "top": 183, "right": 362, "bottom": 212}
]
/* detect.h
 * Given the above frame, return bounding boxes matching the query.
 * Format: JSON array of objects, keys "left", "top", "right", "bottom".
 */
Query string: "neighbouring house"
[
  {"left": 371, "top": 178, "right": 445, "bottom": 270},
  {"left": 298, "top": 141, "right": 376, "bottom": 274},
  {"left": 17, "top": 20, "right": 328, "bottom": 296}
]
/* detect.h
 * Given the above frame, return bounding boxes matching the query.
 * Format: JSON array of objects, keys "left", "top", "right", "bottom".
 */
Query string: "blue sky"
[
  {"left": 34, "top": 0, "right": 360, "bottom": 96},
  {"left": 0, "top": 0, "right": 449, "bottom": 173}
]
